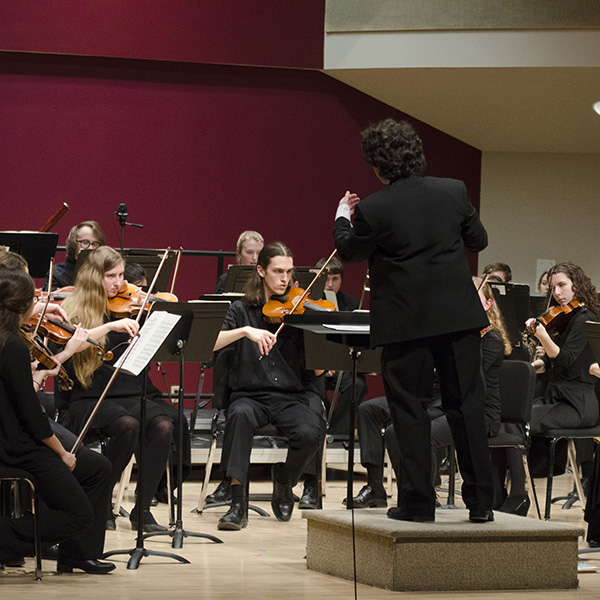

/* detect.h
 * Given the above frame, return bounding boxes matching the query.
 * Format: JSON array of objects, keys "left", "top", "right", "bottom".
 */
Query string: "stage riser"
[{"left": 305, "top": 509, "right": 582, "bottom": 592}]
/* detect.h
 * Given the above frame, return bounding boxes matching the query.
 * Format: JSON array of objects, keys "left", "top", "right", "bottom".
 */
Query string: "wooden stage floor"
[{"left": 2, "top": 468, "right": 600, "bottom": 599}]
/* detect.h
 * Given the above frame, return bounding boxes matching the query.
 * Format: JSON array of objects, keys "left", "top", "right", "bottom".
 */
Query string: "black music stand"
[
  {"left": 285, "top": 312, "right": 380, "bottom": 510},
  {"left": 0, "top": 231, "right": 58, "bottom": 278},
  {"left": 145, "top": 301, "right": 229, "bottom": 549},
  {"left": 223, "top": 265, "right": 327, "bottom": 298}
]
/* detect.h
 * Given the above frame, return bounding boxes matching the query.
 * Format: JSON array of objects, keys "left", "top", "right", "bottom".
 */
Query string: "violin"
[
  {"left": 19, "top": 329, "right": 73, "bottom": 391},
  {"left": 262, "top": 287, "right": 337, "bottom": 324},
  {"left": 22, "top": 313, "right": 113, "bottom": 361},
  {"left": 108, "top": 283, "right": 177, "bottom": 319},
  {"left": 526, "top": 300, "right": 584, "bottom": 336}
]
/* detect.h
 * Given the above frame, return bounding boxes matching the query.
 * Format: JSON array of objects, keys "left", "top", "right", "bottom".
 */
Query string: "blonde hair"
[
  {"left": 62, "top": 246, "right": 124, "bottom": 387},
  {"left": 473, "top": 277, "right": 512, "bottom": 355},
  {"left": 236, "top": 231, "right": 264, "bottom": 264}
]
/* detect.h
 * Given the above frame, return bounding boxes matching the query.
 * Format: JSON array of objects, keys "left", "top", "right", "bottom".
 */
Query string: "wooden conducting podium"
[{"left": 284, "top": 311, "right": 381, "bottom": 510}]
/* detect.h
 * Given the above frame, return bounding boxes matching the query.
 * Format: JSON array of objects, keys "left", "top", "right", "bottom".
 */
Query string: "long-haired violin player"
[
  {"left": 526, "top": 261, "right": 600, "bottom": 435},
  {"left": 0, "top": 260, "right": 115, "bottom": 574},
  {"left": 59, "top": 246, "right": 174, "bottom": 532},
  {"left": 209, "top": 242, "right": 325, "bottom": 531}
]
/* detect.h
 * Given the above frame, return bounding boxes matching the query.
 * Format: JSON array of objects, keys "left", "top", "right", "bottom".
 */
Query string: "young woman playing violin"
[
  {"left": 526, "top": 261, "right": 600, "bottom": 434},
  {"left": 59, "top": 246, "right": 173, "bottom": 532},
  {"left": 0, "top": 267, "right": 115, "bottom": 573}
]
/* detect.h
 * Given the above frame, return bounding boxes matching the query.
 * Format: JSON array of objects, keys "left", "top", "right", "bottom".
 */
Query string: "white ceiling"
[{"left": 324, "top": 32, "right": 600, "bottom": 154}]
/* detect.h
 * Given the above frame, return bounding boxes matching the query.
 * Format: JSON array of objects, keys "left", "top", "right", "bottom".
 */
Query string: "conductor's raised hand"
[{"left": 338, "top": 190, "right": 361, "bottom": 217}]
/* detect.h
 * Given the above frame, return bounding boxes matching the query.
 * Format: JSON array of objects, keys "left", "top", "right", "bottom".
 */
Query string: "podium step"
[{"left": 304, "top": 508, "right": 582, "bottom": 592}]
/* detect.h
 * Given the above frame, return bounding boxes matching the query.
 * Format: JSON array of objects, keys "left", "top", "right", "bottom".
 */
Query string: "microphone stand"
[{"left": 116, "top": 203, "right": 144, "bottom": 252}]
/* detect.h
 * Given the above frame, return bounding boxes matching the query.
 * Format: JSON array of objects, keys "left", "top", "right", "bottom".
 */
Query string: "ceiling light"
[{"left": 594, "top": 102, "right": 600, "bottom": 116}]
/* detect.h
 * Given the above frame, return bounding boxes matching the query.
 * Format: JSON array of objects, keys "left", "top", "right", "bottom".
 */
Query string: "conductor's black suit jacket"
[{"left": 334, "top": 174, "right": 489, "bottom": 347}]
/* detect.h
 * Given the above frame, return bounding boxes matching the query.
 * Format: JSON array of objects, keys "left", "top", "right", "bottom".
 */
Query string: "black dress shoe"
[
  {"left": 205, "top": 479, "right": 232, "bottom": 504},
  {"left": 271, "top": 463, "right": 294, "bottom": 522},
  {"left": 298, "top": 484, "right": 319, "bottom": 510},
  {"left": 343, "top": 485, "right": 387, "bottom": 509},
  {"left": 42, "top": 543, "right": 59, "bottom": 560},
  {"left": 5, "top": 557, "right": 25, "bottom": 567},
  {"left": 386, "top": 507, "right": 434, "bottom": 522},
  {"left": 57, "top": 558, "right": 116, "bottom": 574},
  {"left": 498, "top": 493, "right": 530, "bottom": 517},
  {"left": 129, "top": 509, "right": 168, "bottom": 533},
  {"left": 217, "top": 503, "right": 248, "bottom": 531},
  {"left": 469, "top": 509, "right": 494, "bottom": 523},
  {"left": 588, "top": 538, "right": 600, "bottom": 548},
  {"left": 106, "top": 515, "right": 116, "bottom": 530}
]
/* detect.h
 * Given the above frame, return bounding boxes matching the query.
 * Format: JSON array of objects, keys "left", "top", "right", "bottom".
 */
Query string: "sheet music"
[
  {"left": 323, "top": 324, "right": 370, "bottom": 333},
  {"left": 115, "top": 311, "right": 181, "bottom": 376}
]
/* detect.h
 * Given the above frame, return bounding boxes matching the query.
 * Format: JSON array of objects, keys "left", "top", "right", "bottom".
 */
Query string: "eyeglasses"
[{"left": 77, "top": 239, "right": 101, "bottom": 249}]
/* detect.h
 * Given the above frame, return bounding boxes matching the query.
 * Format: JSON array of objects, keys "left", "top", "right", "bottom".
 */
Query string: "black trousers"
[
  {"left": 325, "top": 372, "right": 368, "bottom": 435},
  {"left": 357, "top": 396, "right": 390, "bottom": 468},
  {"left": 381, "top": 329, "right": 493, "bottom": 518},
  {"left": 1, "top": 421, "right": 111, "bottom": 562},
  {"left": 221, "top": 393, "right": 324, "bottom": 486}
]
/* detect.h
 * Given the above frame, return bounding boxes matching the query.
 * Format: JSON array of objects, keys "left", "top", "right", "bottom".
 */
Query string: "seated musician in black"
[
  {"left": 214, "top": 230, "right": 264, "bottom": 294},
  {"left": 213, "top": 242, "right": 324, "bottom": 530},
  {"left": 43, "top": 220, "right": 106, "bottom": 291},
  {"left": 315, "top": 256, "right": 368, "bottom": 436}
]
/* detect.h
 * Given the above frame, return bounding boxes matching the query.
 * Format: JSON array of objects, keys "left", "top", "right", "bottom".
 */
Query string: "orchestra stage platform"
[{"left": 304, "top": 508, "right": 583, "bottom": 592}]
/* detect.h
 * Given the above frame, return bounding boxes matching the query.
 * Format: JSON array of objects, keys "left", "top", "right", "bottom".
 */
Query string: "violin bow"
[
  {"left": 169, "top": 247, "right": 182, "bottom": 295},
  {"left": 477, "top": 268, "right": 493, "bottom": 292},
  {"left": 135, "top": 247, "right": 171, "bottom": 324},
  {"left": 358, "top": 269, "right": 370, "bottom": 310},
  {"left": 33, "top": 258, "right": 54, "bottom": 338},
  {"left": 70, "top": 333, "right": 141, "bottom": 454}
]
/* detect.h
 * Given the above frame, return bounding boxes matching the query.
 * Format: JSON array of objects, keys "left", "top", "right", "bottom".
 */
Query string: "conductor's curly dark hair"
[{"left": 361, "top": 119, "right": 426, "bottom": 182}]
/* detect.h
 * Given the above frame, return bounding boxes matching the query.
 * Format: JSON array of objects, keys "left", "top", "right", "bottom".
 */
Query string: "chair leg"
[
  {"left": 567, "top": 439, "right": 587, "bottom": 511},
  {"left": 523, "top": 452, "right": 541, "bottom": 519},
  {"left": 113, "top": 454, "right": 135, "bottom": 517},
  {"left": 544, "top": 437, "right": 559, "bottom": 519},
  {"left": 320, "top": 436, "right": 327, "bottom": 498},
  {"left": 196, "top": 435, "right": 217, "bottom": 513},
  {"left": 384, "top": 448, "right": 394, "bottom": 498},
  {"left": 26, "top": 479, "right": 42, "bottom": 581}
]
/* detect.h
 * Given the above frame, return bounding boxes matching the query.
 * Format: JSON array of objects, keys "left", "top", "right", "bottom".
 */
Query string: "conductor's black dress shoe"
[
  {"left": 217, "top": 503, "right": 248, "bottom": 531},
  {"left": 343, "top": 485, "right": 387, "bottom": 509},
  {"left": 386, "top": 507, "right": 434, "bottom": 522},
  {"left": 271, "top": 463, "right": 294, "bottom": 521},
  {"left": 57, "top": 558, "right": 116, "bottom": 574},
  {"left": 469, "top": 509, "right": 494, "bottom": 523},
  {"left": 206, "top": 479, "right": 232, "bottom": 504}
]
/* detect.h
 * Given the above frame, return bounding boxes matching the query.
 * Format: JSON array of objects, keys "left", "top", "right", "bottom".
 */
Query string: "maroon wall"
[{"left": 0, "top": 1, "right": 325, "bottom": 69}]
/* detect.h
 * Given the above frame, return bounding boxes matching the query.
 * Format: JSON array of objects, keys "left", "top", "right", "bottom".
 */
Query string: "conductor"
[{"left": 333, "top": 118, "right": 494, "bottom": 523}]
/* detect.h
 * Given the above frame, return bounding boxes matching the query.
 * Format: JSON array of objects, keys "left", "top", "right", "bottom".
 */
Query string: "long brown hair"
[
  {"left": 547, "top": 261, "right": 600, "bottom": 317},
  {"left": 243, "top": 242, "right": 293, "bottom": 307},
  {"left": 62, "top": 246, "right": 124, "bottom": 387},
  {"left": 473, "top": 277, "right": 512, "bottom": 355}
]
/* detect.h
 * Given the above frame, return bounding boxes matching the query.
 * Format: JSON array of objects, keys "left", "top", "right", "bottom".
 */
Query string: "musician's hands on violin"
[
  {"left": 525, "top": 317, "right": 559, "bottom": 360},
  {"left": 61, "top": 324, "right": 91, "bottom": 358},
  {"left": 33, "top": 300, "right": 68, "bottom": 322},
  {"left": 31, "top": 356, "right": 61, "bottom": 389},
  {"left": 590, "top": 363, "right": 600, "bottom": 378},
  {"left": 245, "top": 326, "right": 277, "bottom": 356},
  {"left": 111, "top": 317, "right": 140, "bottom": 338}
]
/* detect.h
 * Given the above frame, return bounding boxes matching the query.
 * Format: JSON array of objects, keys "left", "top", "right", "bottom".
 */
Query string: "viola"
[
  {"left": 527, "top": 300, "right": 584, "bottom": 336},
  {"left": 19, "top": 329, "right": 73, "bottom": 391},
  {"left": 108, "top": 283, "right": 177, "bottom": 319},
  {"left": 262, "top": 287, "right": 337, "bottom": 324},
  {"left": 22, "top": 313, "right": 113, "bottom": 361}
]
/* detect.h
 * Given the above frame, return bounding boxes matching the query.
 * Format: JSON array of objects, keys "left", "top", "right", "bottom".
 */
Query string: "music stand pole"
[{"left": 145, "top": 334, "right": 222, "bottom": 547}]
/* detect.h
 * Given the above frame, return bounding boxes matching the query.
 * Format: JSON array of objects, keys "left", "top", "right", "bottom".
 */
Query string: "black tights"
[
  {"left": 490, "top": 447, "right": 526, "bottom": 506},
  {"left": 103, "top": 414, "right": 173, "bottom": 513}
]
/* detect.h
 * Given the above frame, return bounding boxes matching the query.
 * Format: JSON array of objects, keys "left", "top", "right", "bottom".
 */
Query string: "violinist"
[
  {"left": 59, "top": 246, "right": 173, "bottom": 532},
  {"left": 214, "top": 230, "right": 264, "bottom": 294},
  {"left": 0, "top": 267, "right": 115, "bottom": 574},
  {"left": 43, "top": 220, "right": 106, "bottom": 291},
  {"left": 526, "top": 262, "right": 600, "bottom": 434},
  {"left": 210, "top": 242, "right": 324, "bottom": 530}
]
